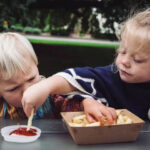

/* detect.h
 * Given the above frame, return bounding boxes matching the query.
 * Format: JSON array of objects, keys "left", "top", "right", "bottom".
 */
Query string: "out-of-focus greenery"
[{"left": 0, "top": 0, "right": 150, "bottom": 40}]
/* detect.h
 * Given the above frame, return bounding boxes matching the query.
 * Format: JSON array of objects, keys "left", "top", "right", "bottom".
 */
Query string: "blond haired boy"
[{"left": 0, "top": 32, "right": 55, "bottom": 119}]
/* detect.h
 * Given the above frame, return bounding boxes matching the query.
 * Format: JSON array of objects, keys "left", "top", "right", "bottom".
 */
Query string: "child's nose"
[{"left": 121, "top": 56, "right": 131, "bottom": 68}]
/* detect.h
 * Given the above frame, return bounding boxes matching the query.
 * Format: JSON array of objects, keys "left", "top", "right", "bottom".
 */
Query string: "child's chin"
[{"left": 120, "top": 76, "right": 133, "bottom": 83}]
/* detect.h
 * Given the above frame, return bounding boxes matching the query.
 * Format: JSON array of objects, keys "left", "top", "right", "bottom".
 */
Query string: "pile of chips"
[{"left": 69, "top": 110, "right": 133, "bottom": 127}]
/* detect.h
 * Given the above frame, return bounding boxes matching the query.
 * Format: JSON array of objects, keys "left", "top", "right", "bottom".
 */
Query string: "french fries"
[
  {"left": 69, "top": 110, "right": 133, "bottom": 127},
  {"left": 116, "top": 110, "right": 133, "bottom": 125},
  {"left": 69, "top": 114, "right": 100, "bottom": 127}
]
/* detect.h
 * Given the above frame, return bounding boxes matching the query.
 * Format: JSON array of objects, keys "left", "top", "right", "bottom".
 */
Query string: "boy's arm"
[{"left": 21, "top": 75, "right": 76, "bottom": 117}]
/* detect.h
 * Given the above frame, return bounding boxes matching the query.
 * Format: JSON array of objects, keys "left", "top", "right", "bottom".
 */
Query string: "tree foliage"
[{"left": 0, "top": 0, "right": 150, "bottom": 40}]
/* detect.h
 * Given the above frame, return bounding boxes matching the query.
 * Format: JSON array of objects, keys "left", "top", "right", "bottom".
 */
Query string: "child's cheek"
[
  {"left": 4, "top": 93, "right": 22, "bottom": 107},
  {"left": 115, "top": 57, "right": 119, "bottom": 66}
]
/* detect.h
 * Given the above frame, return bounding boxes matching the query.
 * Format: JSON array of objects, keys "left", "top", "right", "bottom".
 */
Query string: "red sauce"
[{"left": 9, "top": 127, "right": 37, "bottom": 136}]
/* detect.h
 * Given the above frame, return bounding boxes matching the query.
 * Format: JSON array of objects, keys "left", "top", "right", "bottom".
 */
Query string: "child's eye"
[
  {"left": 133, "top": 58, "right": 144, "bottom": 63},
  {"left": 118, "top": 49, "right": 126, "bottom": 55},
  {"left": 8, "top": 87, "right": 19, "bottom": 92},
  {"left": 28, "top": 76, "right": 35, "bottom": 82}
]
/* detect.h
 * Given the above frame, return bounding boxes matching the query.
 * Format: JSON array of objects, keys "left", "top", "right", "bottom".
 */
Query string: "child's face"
[
  {"left": 0, "top": 61, "right": 40, "bottom": 107},
  {"left": 116, "top": 35, "right": 150, "bottom": 83}
]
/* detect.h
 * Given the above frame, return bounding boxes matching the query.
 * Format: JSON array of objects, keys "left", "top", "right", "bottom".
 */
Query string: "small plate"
[{"left": 1, "top": 125, "right": 41, "bottom": 143}]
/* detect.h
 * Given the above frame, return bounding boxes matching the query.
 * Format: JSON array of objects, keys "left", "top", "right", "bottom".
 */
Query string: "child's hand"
[
  {"left": 82, "top": 98, "right": 117, "bottom": 125},
  {"left": 21, "top": 79, "right": 50, "bottom": 118}
]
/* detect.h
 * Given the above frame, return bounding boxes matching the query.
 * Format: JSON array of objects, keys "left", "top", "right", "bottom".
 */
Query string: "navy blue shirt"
[{"left": 58, "top": 65, "right": 150, "bottom": 120}]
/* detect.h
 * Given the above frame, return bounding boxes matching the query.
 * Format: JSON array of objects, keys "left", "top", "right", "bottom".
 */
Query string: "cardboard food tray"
[{"left": 61, "top": 109, "right": 145, "bottom": 145}]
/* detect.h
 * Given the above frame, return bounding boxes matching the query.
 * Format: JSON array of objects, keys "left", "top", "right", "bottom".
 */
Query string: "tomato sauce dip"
[{"left": 9, "top": 127, "right": 37, "bottom": 136}]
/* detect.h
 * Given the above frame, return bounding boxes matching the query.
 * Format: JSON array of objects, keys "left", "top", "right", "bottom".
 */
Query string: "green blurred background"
[{"left": 0, "top": 0, "right": 149, "bottom": 76}]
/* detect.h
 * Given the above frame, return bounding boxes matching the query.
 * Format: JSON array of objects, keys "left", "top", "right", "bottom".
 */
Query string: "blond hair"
[
  {"left": 0, "top": 32, "right": 38, "bottom": 79},
  {"left": 119, "top": 8, "right": 150, "bottom": 54}
]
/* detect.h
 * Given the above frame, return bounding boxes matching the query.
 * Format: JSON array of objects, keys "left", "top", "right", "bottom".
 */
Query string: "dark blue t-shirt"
[{"left": 57, "top": 65, "right": 150, "bottom": 120}]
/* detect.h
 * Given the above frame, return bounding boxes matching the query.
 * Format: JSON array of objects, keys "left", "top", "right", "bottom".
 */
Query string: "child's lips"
[{"left": 120, "top": 69, "right": 132, "bottom": 76}]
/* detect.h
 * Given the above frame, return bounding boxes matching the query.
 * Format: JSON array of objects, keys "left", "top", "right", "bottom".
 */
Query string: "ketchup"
[{"left": 9, "top": 127, "right": 37, "bottom": 136}]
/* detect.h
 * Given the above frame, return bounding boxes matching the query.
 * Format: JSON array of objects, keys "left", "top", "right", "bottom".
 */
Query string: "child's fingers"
[
  {"left": 89, "top": 111, "right": 106, "bottom": 125},
  {"left": 23, "top": 103, "right": 33, "bottom": 118},
  {"left": 108, "top": 107, "right": 117, "bottom": 120},
  {"left": 94, "top": 113, "right": 103, "bottom": 122},
  {"left": 86, "top": 113, "right": 97, "bottom": 123},
  {"left": 101, "top": 108, "right": 117, "bottom": 125},
  {"left": 100, "top": 109, "right": 114, "bottom": 124}
]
